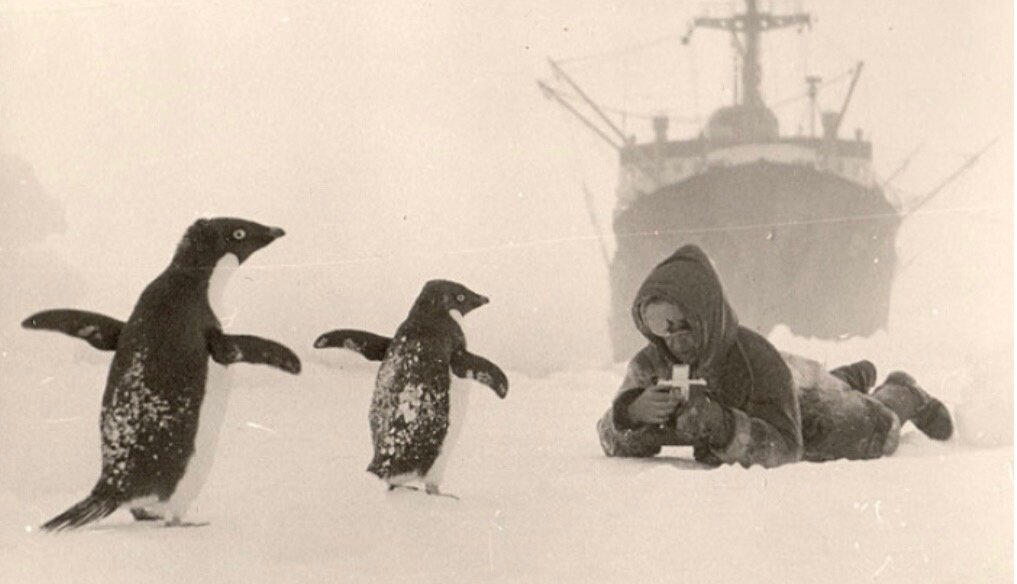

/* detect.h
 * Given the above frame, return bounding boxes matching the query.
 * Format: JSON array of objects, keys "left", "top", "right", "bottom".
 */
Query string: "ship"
[{"left": 541, "top": 0, "right": 906, "bottom": 361}]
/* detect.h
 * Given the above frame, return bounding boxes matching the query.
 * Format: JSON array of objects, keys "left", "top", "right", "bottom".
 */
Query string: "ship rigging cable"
[
  {"left": 545, "top": 57, "right": 856, "bottom": 124},
  {"left": 904, "top": 136, "right": 1000, "bottom": 216},
  {"left": 193, "top": 203, "right": 1005, "bottom": 273},
  {"left": 768, "top": 66, "right": 853, "bottom": 108},
  {"left": 555, "top": 33, "right": 688, "bottom": 66},
  {"left": 549, "top": 6, "right": 862, "bottom": 124},
  {"left": 546, "top": 86, "right": 704, "bottom": 123}
]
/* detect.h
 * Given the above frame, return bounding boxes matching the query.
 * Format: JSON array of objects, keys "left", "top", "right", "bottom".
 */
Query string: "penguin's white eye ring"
[
  {"left": 232, "top": 229, "right": 247, "bottom": 240},
  {"left": 456, "top": 294, "right": 465, "bottom": 302}
]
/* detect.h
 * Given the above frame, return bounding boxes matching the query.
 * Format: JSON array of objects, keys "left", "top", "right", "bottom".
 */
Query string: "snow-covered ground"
[{"left": 0, "top": 346, "right": 1010, "bottom": 583}]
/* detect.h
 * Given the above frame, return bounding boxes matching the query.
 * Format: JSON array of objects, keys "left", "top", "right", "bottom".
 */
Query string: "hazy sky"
[{"left": 0, "top": 0, "right": 1011, "bottom": 374}]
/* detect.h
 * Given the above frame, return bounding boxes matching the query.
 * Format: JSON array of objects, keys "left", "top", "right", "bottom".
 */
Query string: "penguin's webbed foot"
[
  {"left": 163, "top": 517, "right": 210, "bottom": 528},
  {"left": 386, "top": 484, "right": 457, "bottom": 500},
  {"left": 130, "top": 508, "right": 163, "bottom": 522},
  {"left": 425, "top": 484, "right": 459, "bottom": 500},
  {"left": 387, "top": 484, "right": 421, "bottom": 493}
]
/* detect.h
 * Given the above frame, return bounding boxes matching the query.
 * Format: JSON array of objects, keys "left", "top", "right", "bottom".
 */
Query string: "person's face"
[{"left": 641, "top": 301, "right": 698, "bottom": 362}]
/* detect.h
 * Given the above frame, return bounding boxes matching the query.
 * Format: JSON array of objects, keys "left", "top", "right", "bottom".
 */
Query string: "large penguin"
[
  {"left": 23, "top": 217, "right": 301, "bottom": 531},
  {"left": 314, "top": 279, "right": 507, "bottom": 498}
]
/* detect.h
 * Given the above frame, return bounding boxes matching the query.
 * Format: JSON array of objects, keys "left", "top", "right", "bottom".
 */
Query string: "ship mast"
[{"left": 683, "top": 0, "right": 810, "bottom": 108}]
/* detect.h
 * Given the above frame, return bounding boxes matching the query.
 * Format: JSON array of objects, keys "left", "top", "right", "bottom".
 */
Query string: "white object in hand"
[{"left": 659, "top": 364, "right": 695, "bottom": 401}]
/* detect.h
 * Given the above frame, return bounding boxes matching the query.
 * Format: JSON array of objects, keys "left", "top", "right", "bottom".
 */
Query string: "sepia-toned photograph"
[{"left": 0, "top": 1, "right": 1011, "bottom": 582}]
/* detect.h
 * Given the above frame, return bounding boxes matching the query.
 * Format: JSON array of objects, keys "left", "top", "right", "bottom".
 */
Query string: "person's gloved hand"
[
  {"left": 673, "top": 388, "right": 731, "bottom": 448},
  {"left": 626, "top": 385, "right": 681, "bottom": 425}
]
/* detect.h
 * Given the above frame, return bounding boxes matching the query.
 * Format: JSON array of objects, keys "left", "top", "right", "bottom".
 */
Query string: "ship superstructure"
[{"left": 542, "top": 0, "right": 903, "bottom": 360}]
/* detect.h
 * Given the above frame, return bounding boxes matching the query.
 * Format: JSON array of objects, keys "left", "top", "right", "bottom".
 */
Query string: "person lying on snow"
[{"left": 597, "top": 244, "right": 953, "bottom": 468}]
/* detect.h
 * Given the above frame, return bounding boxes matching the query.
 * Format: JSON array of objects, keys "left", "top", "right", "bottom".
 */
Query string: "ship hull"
[{"left": 610, "top": 161, "right": 900, "bottom": 361}]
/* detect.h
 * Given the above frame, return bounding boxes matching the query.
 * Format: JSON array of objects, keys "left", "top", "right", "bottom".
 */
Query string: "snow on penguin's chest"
[{"left": 163, "top": 253, "right": 239, "bottom": 518}]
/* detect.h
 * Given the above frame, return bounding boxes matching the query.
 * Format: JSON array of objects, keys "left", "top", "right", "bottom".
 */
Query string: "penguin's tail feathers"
[
  {"left": 366, "top": 460, "right": 385, "bottom": 479},
  {"left": 41, "top": 492, "right": 120, "bottom": 532}
]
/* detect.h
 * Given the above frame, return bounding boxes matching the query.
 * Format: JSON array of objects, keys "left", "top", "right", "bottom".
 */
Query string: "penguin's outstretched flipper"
[
  {"left": 451, "top": 350, "right": 508, "bottom": 398},
  {"left": 41, "top": 492, "right": 120, "bottom": 532},
  {"left": 130, "top": 507, "right": 163, "bottom": 522},
  {"left": 22, "top": 309, "right": 124, "bottom": 351},
  {"left": 314, "top": 329, "right": 391, "bottom": 361},
  {"left": 207, "top": 330, "right": 301, "bottom": 374}
]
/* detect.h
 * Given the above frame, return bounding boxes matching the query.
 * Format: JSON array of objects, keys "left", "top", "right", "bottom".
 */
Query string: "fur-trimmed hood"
[{"left": 630, "top": 245, "right": 740, "bottom": 375}]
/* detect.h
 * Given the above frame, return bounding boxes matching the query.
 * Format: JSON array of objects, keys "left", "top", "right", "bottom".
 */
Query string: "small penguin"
[
  {"left": 23, "top": 217, "right": 301, "bottom": 531},
  {"left": 314, "top": 279, "right": 507, "bottom": 498}
]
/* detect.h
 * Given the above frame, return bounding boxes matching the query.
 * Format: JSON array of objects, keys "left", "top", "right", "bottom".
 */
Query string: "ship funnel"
[{"left": 652, "top": 115, "right": 669, "bottom": 143}]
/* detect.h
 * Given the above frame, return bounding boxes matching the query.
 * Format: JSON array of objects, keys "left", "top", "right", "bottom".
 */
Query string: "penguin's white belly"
[
  {"left": 423, "top": 376, "right": 470, "bottom": 488},
  {"left": 163, "top": 362, "right": 233, "bottom": 519},
  {"left": 141, "top": 252, "right": 238, "bottom": 521}
]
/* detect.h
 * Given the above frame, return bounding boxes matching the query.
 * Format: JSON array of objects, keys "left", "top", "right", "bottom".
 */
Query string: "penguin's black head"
[
  {"left": 415, "top": 279, "right": 489, "bottom": 318},
  {"left": 173, "top": 217, "right": 285, "bottom": 268}
]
